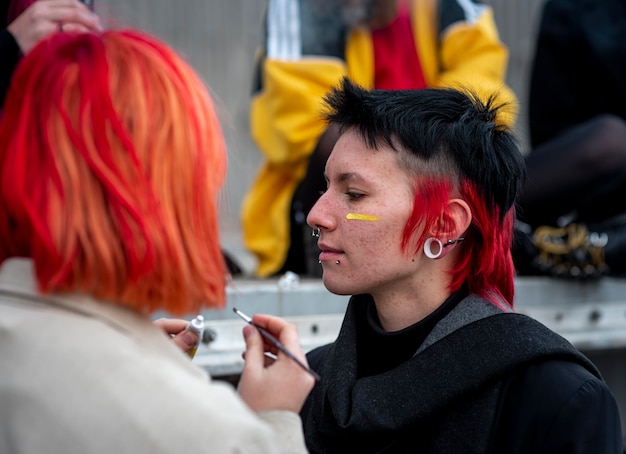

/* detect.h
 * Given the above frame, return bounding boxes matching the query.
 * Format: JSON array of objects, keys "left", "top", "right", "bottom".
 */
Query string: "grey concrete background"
[{"left": 95, "top": 0, "right": 547, "bottom": 274}]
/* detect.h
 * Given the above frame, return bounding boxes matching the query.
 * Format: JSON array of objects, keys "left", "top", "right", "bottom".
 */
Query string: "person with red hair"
[
  {"left": 300, "top": 77, "right": 623, "bottom": 453},
  {"left": 0, "top": 29, "right": 314, "bottom": 452}
]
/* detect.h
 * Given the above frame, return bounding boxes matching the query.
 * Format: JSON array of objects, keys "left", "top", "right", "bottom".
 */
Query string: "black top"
[
  {"left": 355, "top": 289, "right": 463, "bottom": 377},
  {"left": 0, "top": 27, "right": 20, "bottom": 106},
  {"left": 0, "top": 0, "right": 8, "bottom": 27},
  {"left": 528, "top": 0, "right": 626, "bottom": 147}
]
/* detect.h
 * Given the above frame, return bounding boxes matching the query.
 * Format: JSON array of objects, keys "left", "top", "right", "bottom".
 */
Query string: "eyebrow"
[
  {"left": 323, "top": 172, "right": 367, "bottom": 186},
  {"left": 337, "top": 172, "right": 364, "bottom": 183}
]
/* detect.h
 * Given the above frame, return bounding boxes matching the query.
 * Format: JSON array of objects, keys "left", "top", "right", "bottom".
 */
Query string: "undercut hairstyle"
[
  {"left": 322, "top": 77, "right": 526, "bottom": 308},
  {"left": 0, "top": 30, "right": 228, "bottom": 315}
]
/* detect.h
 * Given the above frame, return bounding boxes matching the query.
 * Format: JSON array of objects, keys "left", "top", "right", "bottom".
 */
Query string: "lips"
[{"left": 317, "top": 243, "right": 343, "bottom": 261}]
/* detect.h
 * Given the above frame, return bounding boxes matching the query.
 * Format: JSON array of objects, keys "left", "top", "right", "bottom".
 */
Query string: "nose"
[{"left": 306, "top": 192, "right": 333, "bottom": 232}]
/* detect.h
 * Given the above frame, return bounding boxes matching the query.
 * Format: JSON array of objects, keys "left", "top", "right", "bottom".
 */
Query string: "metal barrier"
[{"left": 190, "top": 277, "right": 626, "bottom": 371}]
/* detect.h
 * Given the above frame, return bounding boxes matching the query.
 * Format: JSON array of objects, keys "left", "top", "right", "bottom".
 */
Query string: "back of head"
[
  {"left": 0, "top": 30, "right": 228, "bottom": 315},
  {"left": 324, "top": 77, "right": 525, "bottom": 306}
]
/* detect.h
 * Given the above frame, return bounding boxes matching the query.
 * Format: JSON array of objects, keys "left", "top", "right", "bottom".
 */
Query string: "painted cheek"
[{"left": 346, "top": 213, "right": 380, "bottom": 221}]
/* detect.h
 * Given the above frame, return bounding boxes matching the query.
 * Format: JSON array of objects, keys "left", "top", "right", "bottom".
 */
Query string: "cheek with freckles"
[
  {"left": 325, "top": 217, "right": 409, "bottom": 295},
  {"left": 343, "top": 213, "right": 384, "bottom": 259},
  {"left": 344, "top": 214, "right": 406, "bottom": 267}
]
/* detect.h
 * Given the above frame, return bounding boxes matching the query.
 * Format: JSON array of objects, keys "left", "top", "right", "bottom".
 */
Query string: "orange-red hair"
[{"left": 0, "top": 30, "right": 228, "bottom": 315}]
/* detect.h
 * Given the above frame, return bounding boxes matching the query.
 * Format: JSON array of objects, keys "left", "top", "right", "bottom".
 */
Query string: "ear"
[
  {"left": 429, "top": 198, "right": 472, "bottom": 257},
  {"left": 446, "top": 198, "right": 472, "bottom": 238}
]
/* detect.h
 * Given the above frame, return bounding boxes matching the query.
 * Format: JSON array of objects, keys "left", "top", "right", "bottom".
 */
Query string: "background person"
[
  {"left": 300, "top": 77, "right": 623, "bottom": 453},
  {"left": 513, "top": 0, "right": 626, "bottom": 279},
  {"left": 0, "top": 29, "right": 313, "bottom": 453},
  {"left": 241, "top": 0, "right": 518, "bottom": 278}
]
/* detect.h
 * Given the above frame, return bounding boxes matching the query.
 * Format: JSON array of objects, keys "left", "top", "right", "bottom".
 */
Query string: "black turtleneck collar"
[{"left": 356, "top": 285, "right": 469, "bottom": 377}]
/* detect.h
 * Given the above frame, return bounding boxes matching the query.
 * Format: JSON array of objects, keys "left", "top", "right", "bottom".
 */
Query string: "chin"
[{"left": 322, "top": 273, "right": 357, "bottom": 296}]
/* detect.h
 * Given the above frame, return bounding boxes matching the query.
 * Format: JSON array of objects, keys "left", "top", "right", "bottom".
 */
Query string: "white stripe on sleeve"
[{"left": 267, "top": 0, "right": 301, "bottom": 60}]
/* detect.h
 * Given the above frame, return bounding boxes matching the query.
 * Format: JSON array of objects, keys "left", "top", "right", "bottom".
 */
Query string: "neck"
[{"left": 371, "top": 271, "right": 453, "bottom": 332}]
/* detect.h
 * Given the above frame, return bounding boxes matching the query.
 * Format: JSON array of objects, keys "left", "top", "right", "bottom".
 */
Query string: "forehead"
[{"left": 326, "top": 129, "right": 408, "bottom": 180}]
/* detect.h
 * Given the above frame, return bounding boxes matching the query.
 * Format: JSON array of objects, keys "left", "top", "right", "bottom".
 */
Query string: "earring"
[
  {"left": 312, "top": 228, "right": 320, "bottom": 238},
  {"left": 444, "top": 237, "right": 465, "bottom": 247},
  {"left": 424, "top": 237, "right": 443, "bottom": 259}
]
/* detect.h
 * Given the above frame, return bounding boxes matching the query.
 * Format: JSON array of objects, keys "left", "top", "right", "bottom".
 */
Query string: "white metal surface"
[{"left": 176, "top": 276, "right": 626, "bottom": 377}]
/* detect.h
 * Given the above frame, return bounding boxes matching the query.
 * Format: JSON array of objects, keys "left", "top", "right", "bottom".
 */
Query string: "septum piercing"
[{"left": 312, "top": 228, "right": 320, "bottom": 238}]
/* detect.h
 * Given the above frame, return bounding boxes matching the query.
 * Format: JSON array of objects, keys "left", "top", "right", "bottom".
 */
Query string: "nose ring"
[{"left": 312, "top": 228, "right": 320, "bottom": 238}]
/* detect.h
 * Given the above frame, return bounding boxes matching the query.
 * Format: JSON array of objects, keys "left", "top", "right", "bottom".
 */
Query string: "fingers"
[
  {"left": 253, "top": 314, "right": 308, "bottom": 360},
  {"left": 237, "top": 315, "right": 316, "bottom": 413},
  {"left": 240, "top": 324, "right": 266, "bottom": 376},
  {"left": 57, "top": 22, "right": 93, "bottom": 33},
  {"left": 153, "top": 318, "right": 199, "bottom": 353},
  {"left": 43, "top": 0, "right": 102, "bottom": 31},
  {"left": 171, "top": 330, "right": 199, "bottom": 353},
  {"left": 153, "top": 317, "right": 189, "bottom": 336},
  {"left": 8, "top": 0, "right": 102, "bottom": 54}
]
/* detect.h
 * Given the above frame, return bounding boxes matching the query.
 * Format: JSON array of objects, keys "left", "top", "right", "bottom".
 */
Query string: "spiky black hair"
[{"left": 322, "top": 77, "right": 525, "bottom": 217}]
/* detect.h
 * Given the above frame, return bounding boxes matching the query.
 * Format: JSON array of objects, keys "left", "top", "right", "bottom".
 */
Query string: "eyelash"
[
  {"left": 318, "top": 189, "right": 364, "bottom": 201},
  {"left": 345, "top": 191, "right": 364, "bottom": 200}
]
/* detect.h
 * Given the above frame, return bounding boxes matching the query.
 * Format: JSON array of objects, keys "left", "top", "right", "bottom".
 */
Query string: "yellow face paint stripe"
[{"left": 346, "top": 213, "right": 379, "bottom": 221}]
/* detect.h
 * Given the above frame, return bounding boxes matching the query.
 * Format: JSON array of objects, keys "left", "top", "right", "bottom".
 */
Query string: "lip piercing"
[
  {"left": 335, "top": 260, "right": 340, "bottom": 264},
  {"left": 312, "top": 228, "right": 320, "bottom": 238}
]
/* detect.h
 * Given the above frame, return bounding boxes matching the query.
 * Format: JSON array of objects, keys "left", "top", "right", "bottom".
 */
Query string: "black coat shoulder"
[{"left": 493, "top": 359, "right": 623, "bottom": 453}]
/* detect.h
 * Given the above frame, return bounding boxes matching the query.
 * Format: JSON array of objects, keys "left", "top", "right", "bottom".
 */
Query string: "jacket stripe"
[{"left": 267, "top": 0, "right": 301, "bottom": 60}]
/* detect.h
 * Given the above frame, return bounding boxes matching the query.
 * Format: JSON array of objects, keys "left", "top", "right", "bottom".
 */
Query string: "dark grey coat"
[{"left": 302, "top": 294, "right": 623, "bottom": 453}]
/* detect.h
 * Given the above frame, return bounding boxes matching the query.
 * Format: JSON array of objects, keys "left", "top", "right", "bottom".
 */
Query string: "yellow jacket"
[{"left": 242, "top": 0, "right": 518, "bottom": 277}]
